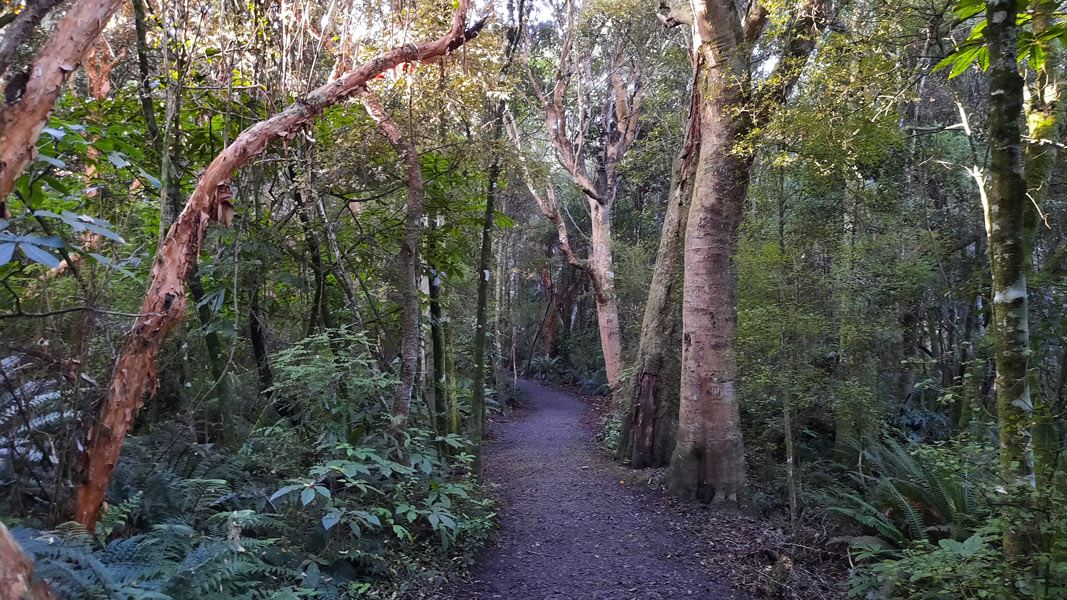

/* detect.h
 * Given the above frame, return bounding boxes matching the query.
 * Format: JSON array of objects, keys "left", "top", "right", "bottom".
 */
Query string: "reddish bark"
[
  {"left": 72, "top": 4, "right": 485, "bottom": 529},
  {"left": 0, "top": 522, "right": 56, "bottom": 600},
  {"left": 0, "top": 0, "right": 65, "bottom": 79},
  {"left": 0, "top": 0, "right": 128, "bottom": 218},
  {"left": 664, "top": 0, "right": 831, "bottom": 502}
]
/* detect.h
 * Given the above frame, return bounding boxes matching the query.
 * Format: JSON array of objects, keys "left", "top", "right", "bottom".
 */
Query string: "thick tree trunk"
[
  {"left": 0, "top": 0, "right": 126, "bottom": 218},
  {"left": 1023, "top": 4, "right": 1063, "bottom": 493},
  {"left": 662, "top": 0, "right": 830, "bottom": 502},
  {"left": 984, "top": 0, "right": 1036, "bottom": 560},
  {"left": 0, "top": 522, "right": 56, "bottom": 600},
  {"left": 359, "top": 90, "right": 424, "bottom": 423},
  {"left": 666, "top": 54, "right": 752, "bottom": 502},
  {"left": 71, "top": 8, "right": 484, "bottom": 529},
  {"left": 619, "top": 83, "right": 699, "bottom": 468}
]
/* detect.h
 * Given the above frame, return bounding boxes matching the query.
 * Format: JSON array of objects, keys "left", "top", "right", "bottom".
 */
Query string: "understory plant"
[{"left": 6, "top": 329, "right": 495, "bottom": 599}]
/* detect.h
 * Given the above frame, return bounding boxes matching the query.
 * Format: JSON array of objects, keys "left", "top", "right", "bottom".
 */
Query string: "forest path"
[{"left": 457, "top": 380, "right": 738, "bottom": 600}]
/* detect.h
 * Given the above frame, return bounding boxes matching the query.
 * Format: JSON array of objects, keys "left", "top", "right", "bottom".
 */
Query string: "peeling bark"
[
  {"left": 0, "top": 0, "right": 64, "bottom": 79},
  {"left": 0, "top": 0, "right": 127, "bottom": 218},
  {"left": 0, "top": 522, "right": 56, "bottom": 600},
  {"left": 71, "top": 5, "right": 485, "bottom": 529}
]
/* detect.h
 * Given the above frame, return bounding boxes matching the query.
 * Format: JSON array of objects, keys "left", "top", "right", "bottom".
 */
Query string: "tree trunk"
[
  {"left": 662, "top": 0, "right": 830, "bottom": 502},
  {"left": 0, "top": 0, "right": 64, "bottom": 80},
  {"left": 0, "top": 522, "right": 56, "bottom": 600},
  {"left": 471, "top": 116, "right": 503, "bottom": 465},
  {"left": 0, "top": 0, "right": 127, "bottom": 218},
  {"left": 666, "top": 53, "right": 752, "bottom": 503},
  {"left": 71, "top": 8, "right": 484, "bottom": 529},
  {"left": 1023, "top": 3, "right": 1063, "bottom": 493},
  {"left": 359, "top": 90, "right": 424, "bottom": 423},
  {"left": 984, "top": 0, "right": 1036, "bottom": 560},
  {"left": 131, "top": 0, "right": 160, "bottom": 155},
  {"left": 249, "top": 287, "right": 273, "bottom": 399},
  {"left": 619, "top": 82, "right": 699, "bottom": 468},
  {"left": 539, "top": 267, "right": 558, "bottom": 357},
  {"left": 429, "top": 266, "right": 448, "bottom": 434},
  {"left": 587, "top": 198, "right": 624, "bottom": 390}
]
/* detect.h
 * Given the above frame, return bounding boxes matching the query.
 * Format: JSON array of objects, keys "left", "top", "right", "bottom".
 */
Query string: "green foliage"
[
  {"left": 848, "top": 526, "right": 1016, "bottom": 599},
  {"left": 14, "top": 516, "right": 301, "bottom": 600},
  {"left": 824, "top": 439, "right": 985, "bottom": 547}
]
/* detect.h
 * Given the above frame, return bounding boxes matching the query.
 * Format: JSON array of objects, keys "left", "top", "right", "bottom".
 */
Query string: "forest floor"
[{"left": 452, "top": 380, "right": 741, "bottom": 600}]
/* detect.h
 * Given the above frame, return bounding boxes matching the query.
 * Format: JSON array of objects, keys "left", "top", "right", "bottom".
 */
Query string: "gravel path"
[{"left": 458, "top": 380, "right": 738, "bottom": 600}]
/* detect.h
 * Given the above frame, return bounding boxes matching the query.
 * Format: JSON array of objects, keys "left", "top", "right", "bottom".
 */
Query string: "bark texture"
[
  {"left": 0, "top": 0, "right": 64, "bottom": 79},
  {"left": 471, "top": 115, "right": 503, "bottom": 466},
  {"left": 984, "top": 0, "right": 1036, "bottom": 560},
  {"left": 0, "top": 522, "right": 56, "bottom": 600},
  {"left": 0, "top": 0, "right": 126, "bottom": 218},
  {"left": 533, "top": 34, "right": 642, "bottom": 392},
  {"left": 359, "top": 90, "right": 423, "bottom": 423},
  {"left": 71, "top": 6, "right": 485, "bottom": 529},
  {"left": 665, "top": 0, "right": 830, "bottom": 501},
  {"left": 618, "top": 80, "right": 700, "bottom": 468}
]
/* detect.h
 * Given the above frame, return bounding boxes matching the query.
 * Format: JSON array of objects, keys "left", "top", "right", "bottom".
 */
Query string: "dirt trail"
[{"left": 458, "top": 380, "right": 738, "bottom": 600}]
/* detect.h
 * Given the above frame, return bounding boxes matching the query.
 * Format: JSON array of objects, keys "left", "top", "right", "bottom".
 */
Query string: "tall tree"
[
  {"left": 983, "top": 0, "right": 1036, "bottom": 560},
  {"left": 529, "top": 15, "right": 643, "bottom": 392},
  {"left": 359, "top": 89, "right": 424, "bottom": 425},
  {"left": 618, "top": 79, "right": 699, "bottom": 467},
  {"left": 663, "top": 0, "right": 831, "bottom": 502}
]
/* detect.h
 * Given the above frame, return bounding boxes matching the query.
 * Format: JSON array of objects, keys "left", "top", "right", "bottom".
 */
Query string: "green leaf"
[
  {"left": 25, "top": 235, "right": 64, "bottom": 248},
  {"left": 137, "top": 168, "right": 162, "bottom": 190},
  {"left": 953, "top": 0, "right": 985, "bottom": 20},
  {"left": 107, "top": 152, "right": 131, "bottom": 169},
  {"left": 88, "top": 253, "right": 137, "bottom": 279},
  {"left": 38, "top": 154, "right": 66, "bottom": 169},
  {"left": 19, "top": 243, "right": 60, "bottom": 268},
  {"left": 322, "top": 510, "right": 341, "bottom": 531},
  {"left": 300, "top": 486, "right": 315, "bottom": 506},
  {"left": 269, "top": 484, "right": 303, "bottom": 502},
  {"left": 0, "top": 243, "right": 14, "bottom": 266}
]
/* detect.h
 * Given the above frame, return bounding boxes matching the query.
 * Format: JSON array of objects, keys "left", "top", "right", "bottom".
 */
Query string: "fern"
[{"left": 826, "top": 438, "right": 989, "bottom": 546}]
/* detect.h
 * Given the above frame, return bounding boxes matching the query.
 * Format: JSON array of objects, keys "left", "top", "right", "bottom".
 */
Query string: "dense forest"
[{"left": 0, "top": 0, "right": 1065, "bottom": 597}]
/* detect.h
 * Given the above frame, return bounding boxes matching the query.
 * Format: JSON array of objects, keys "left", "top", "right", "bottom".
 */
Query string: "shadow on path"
[{"left": 457, "top": 380, "right": 738, "bottom": 599}]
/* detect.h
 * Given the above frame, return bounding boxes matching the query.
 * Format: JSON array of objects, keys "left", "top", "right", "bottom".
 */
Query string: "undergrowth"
[{"left": 3, "top": 330, "right": 496, "bottom": 599}]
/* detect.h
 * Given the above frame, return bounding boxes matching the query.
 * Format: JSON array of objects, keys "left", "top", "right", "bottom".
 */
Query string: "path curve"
[{"left": 459, "top": 380, "right": 738, "bottom": 600}]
